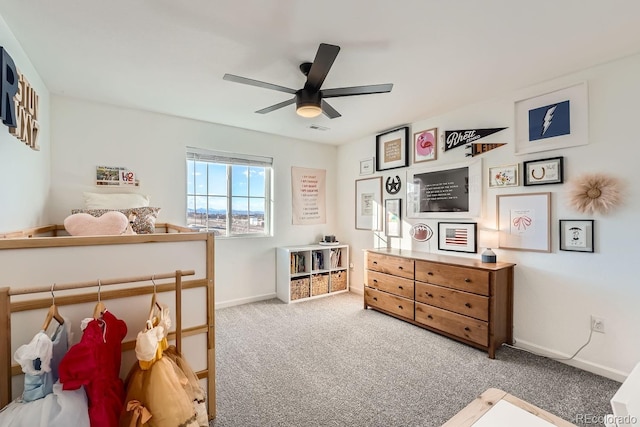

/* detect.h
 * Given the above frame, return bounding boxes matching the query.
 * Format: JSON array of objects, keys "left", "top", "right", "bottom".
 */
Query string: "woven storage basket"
[
  {"left": 311, "top": 274, "right": 329, "bottom": 296},
  {"left": 330, "top": 271, "right": 347, "bottom": 292},
  {"left": 290, "top": 277, "right": 310, "bottom": 300}
]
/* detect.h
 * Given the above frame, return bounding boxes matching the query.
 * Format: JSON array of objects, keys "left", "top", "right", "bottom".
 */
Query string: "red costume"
[{"left": 59, "top": 310, "right": 127, "bottom": 427}]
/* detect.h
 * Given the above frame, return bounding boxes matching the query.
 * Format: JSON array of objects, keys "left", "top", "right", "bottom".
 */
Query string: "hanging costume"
[
  {"left": 59, "top": 310, "right": 127, "bottom": 427},
  {"left": 120, "top": 303, "right": 207, "bottom": 427},
  {"left": 0, "top": 321, "right": 90, "bottom": 427}
]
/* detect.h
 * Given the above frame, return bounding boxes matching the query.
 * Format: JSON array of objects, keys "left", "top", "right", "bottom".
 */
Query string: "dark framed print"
[
  {"left": 384, "top": 199, "right": 402, "bottom": 237},
  {"left": 376, "top": 126, "right": 409, "bottom": 171},
  {"left": 437, "top": 222, "right": 477, "bottom": 253},
  {"left": 523, "top": 156, "right": 564, "bottom": 186},
  {"left": 559, "top": 219, "right": 594, "bottom": 252}
]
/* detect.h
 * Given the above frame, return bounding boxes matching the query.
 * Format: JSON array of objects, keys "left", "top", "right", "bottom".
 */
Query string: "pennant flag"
[
  {"left": 444, "top": 127, "right": 507, "bottom": 151},
  {"left": 465, "top": 142, "right": 507, "bottom": 157}
]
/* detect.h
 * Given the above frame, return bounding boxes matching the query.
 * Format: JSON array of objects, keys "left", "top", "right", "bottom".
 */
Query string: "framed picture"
[
  {"left": 359, "top": 157, "right": 374, "bottom": 175},
  {"left": 497, "top": 192, "right": 551, "bottom": 252},
  {"left": 406, "top": 158, "right": 482, "bottom": 219},
  {"left": 488, "top": 164, "right": 519, "bottom": 188},
  {"left": 385, "top": 199, "right": 402, "bottom": 237},
  {"left": 376, "top": 126, "right": 409, "bottom": 171},
  {"left": 355, "top": 177, "right": 382, "bottom": 230},
  {"left": 437, "top": 222, "right": 477, "bottom": 253},
  {"left": 523, "top": 156, "right": 564, "bottom": 186},
  {"left": 514, "top": 81, "right": 588, "bottom": 155},
  {"left": 413, "top": 128, "right": 437, "bottom": 163},
  {"left": 559, "top": 219, "right": 594, "bottom": 252}
]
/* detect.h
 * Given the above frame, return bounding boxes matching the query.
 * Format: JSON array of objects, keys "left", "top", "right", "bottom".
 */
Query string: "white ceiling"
[{"left": 1, "top": 0, "right": 640, "bottom": 145}]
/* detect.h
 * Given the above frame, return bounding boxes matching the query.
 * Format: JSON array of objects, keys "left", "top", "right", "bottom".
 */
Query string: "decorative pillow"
[
  {"left": 83, "top": 192, "right": 151, "bottom": 209},
  {"left": 71, "top": 207, "right": 161, "bottom": 234},
  {"left": 64, "top": 211, "right": 130, "bottom": 236}
]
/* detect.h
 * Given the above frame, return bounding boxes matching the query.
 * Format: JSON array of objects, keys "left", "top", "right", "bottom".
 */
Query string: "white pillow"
[{"left": 83, "top": 192, "right": 150, "bottom": 209}]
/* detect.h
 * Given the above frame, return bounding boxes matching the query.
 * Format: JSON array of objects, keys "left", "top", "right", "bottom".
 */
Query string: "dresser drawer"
[
  {"left": 366, "top": 252, "right": 414, "bottom": 280},
  {"left": 365, "top": 270, "right": 414, "bottom": 299},
  {"left": 415, "top": 302, "right": 488, "bottom": 346},
  {"left": 365, "top": 287, "right": 414, "bottom": 320},
  {"left": 415, "top": 282, "right": 488, "bottom": 321},
  {"left": 415, "top": 261, "right": 489, "bottom": 295}
]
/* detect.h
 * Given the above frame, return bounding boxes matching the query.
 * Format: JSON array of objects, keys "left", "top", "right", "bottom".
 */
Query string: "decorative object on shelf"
[
  {"left": 568, "top": 173, "right": 621, "bottom": 214},
  {"left": 359, "top": 157, "right": 374, "bottom": 175},
  {"left": 318, "top": 241, "right": 340, "bottom": 246},
  {"left": 514, "top": 81, "right": 588, "bottom": 155},
  {"left": 437, "top": 222, "right": 477, "bottom": 253},
  {"left": 409, "top": 223, "right": 433, "bottom": 242},
  {"left": 385, "top": 199, "right": 402, "bottom": 238},
  {"left": 479, "top": 229, "right": 500, "bottom": 263},
  {"left": 376, "top": 126, "right": 409, "bottom": 171},
  {"left": 488, "top": 164, "right": 519, "bottom": 188},
  {"left": 413, "top": 128, "right": 437, "bottom": 163},
  {"left": 444, "top": 127, "right": 507, "bottom": 152},
  {"left": 497, "top": 192, "right": 551, "bottom": 252},
  {"left": 406, "top": 158, "right": 482, "bottom": 219},
  {"left": 465, "top": 142, "right": 507, "bottom": 157},
  {"left": 319, "top": 235, "right": 339, "bottom": 245},
  {"left": 355, "top": 177, "right": 383, "bottom": 230},
  {"left": 385, "top": 175, "right": 401, "bottom": 195},
  {"left": 523, "top": 156, "right": 564, "bottom": 186},
  {"left": 559, "top": 219, "right": 594, "bottom": 252}
]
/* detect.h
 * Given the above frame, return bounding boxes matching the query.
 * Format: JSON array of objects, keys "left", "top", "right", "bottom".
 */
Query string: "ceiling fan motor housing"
[{"left": 296, "top": 88, "right": 322, "bottom": 109}]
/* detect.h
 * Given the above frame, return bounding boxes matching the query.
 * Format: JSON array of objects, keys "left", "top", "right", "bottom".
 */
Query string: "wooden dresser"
[{"left": 364, "top": 249, "right": 515, "bottom": 358}]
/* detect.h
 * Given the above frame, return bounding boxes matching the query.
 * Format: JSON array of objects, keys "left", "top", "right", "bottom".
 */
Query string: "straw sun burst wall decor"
[{"left": 568, "top": 173, "right": 622, "bottom": 215}]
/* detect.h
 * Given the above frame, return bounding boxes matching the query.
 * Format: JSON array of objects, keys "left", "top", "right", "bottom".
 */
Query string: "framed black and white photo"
[
  {"left": 523, "top": 156, "right": 564, "bottom": 186},
  {"left": 559, "top": 219, "right": 594, "bottom": 252},
  {"left": 355, "top": 177, "right": 382, "bottom": 230},
  {"left": 385, "top": 199, "right": 402, "bottom": 237},
  {"left": 376, "top": 126, "right": 409, "bottom": 171},
  {"left": 437, "top": 222, "right": 477, "bottom": 253}
]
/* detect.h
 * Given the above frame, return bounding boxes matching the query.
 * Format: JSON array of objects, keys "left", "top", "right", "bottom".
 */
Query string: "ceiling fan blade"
[
  {"left": 255, "top": 97, "right": 296, "bottom": 114},
  {"left": 223, "top": 73, "right": 297, "bottom": 94},
  {"left": 322, "top": 83, "right": 393, "bottom": 98},
  {"left": 305, "top": 43, "right": 340, "bottom": 92},
  {"left": 321, "top": 100, "right": 341, "bottom": 119}
]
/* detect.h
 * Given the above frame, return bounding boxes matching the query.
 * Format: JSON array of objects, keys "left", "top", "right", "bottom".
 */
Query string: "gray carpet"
[{"left": 211, "top": 292, "right": 620, "bottom": 427}]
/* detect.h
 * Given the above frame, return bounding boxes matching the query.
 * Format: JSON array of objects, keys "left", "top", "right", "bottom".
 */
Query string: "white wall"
[
  {"left": 337, "top": 53, "right": 640, "bottom": 381},
  {"left": 0, "top": 15, "right": 50, "bottom": 232},
  {"left": 49, "top": 96, "right": 339, "bottom": 308}
]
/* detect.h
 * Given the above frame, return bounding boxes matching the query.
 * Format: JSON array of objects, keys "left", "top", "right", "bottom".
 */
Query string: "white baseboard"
[
  {"left": 349, "top": 287, "right": 363, "bottom": 296},
  {"left": 512, "top": 338, "right": 627, "bottom": 382},
  {"left": 215, "top": 293, "right": 276, "bottom": 309}
]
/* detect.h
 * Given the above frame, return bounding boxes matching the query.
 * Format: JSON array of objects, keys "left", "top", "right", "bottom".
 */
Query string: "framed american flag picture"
[{"left": 437, "top": 222, "right": 477, "bottom": 253}]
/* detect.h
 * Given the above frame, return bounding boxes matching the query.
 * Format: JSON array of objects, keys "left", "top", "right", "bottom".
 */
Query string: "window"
[{"left": 186, "top": 148, "right": 273, "bottom": 237}]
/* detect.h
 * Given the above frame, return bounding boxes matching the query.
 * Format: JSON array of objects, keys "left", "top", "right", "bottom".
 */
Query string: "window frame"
[{"left": 186, "top": 148, "right": 273, "bottom": 238}]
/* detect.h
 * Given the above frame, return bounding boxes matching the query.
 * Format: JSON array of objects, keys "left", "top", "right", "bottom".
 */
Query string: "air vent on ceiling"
[{"left": 309, "top": 124, "right": 329, "bottom": 131}]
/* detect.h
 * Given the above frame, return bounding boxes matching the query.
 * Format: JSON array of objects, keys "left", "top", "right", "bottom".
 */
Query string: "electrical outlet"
[{"left": 591, "top": 316, "right": 605, "bottom": 333}]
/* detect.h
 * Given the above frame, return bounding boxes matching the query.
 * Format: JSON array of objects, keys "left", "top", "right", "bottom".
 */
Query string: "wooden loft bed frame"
[{"left": 0, "top": 225, "right": 216, "bottom": 420}]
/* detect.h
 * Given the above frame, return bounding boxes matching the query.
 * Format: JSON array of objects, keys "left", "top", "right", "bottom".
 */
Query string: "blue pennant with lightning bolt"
[{"left": 528, "top": 100, "right": 570, "bottom": 141}]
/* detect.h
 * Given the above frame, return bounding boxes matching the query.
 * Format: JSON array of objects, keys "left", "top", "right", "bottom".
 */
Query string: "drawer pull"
[
  {"left": 398, "top": 286, "right": 403, "bottom": 290},
  {"left": 427, "top": 314, "right": 433, "bottom": 319},
  {"left": 426, "top": 293, "right": 433, "bottom": 298},
  {"left": 427, "top": 272, "right": 433, "bottom": 276},
  {"left": 465, "top": 303, "right": 471, "bottom": 308},
  {"left": 398, "top": 266, "right": 404, "bottom": 270},
  {"left": 373, "top": 279, "right": 378, "bottom": 283},
  {"left": 373, "top": 297, "right": 378, "bottom": 301},
  {"left": 464, "top": 327, "right": 471, "bottom": 331},
  {"left": 373, "top": 261, "right": 378, "bottom": 265},
  {"left": 398, "top": 305, "right": 403, "bottom": 310},
  {"left": 464, "top": 278, "right": 471, "bottom": 283}
]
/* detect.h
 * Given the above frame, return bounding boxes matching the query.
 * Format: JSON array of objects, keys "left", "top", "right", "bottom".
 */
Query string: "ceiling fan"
[{"left": 223, "top": 43, "right": 393, "bottom": 119}]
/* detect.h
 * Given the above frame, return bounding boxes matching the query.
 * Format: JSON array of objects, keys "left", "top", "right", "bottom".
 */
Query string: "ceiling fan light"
[{"left": 296, "top": 104, "right": 322, "bottom": 118}]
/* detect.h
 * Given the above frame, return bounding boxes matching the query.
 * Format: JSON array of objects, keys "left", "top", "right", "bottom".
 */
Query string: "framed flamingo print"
[{"left": 413, "top": 128, "right": 438, "bottom": 163}]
